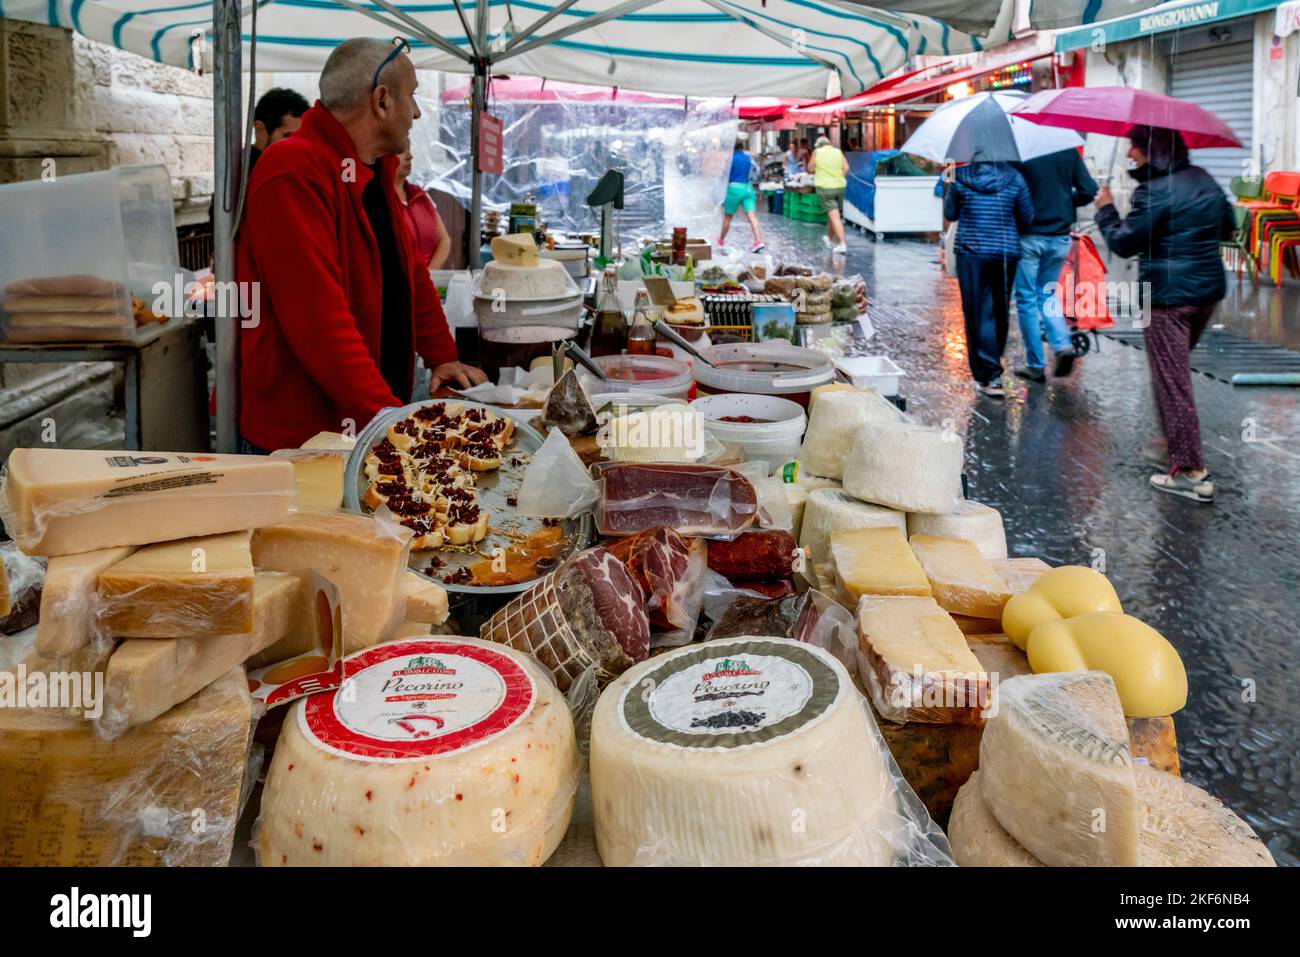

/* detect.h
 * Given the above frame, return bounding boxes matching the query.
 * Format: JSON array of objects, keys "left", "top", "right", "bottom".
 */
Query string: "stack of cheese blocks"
[
  {"left": 791, "top": 384, "right": 1184, "bottom": 820},
  {"left": 0, "top": 443, "right": 449, "bottom": 867},
  {"left": 950, "top": 671, "right": 1275, "bottom": 867}
]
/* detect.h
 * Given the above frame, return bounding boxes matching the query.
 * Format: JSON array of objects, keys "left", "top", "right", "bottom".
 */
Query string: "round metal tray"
[{"left": 343, "top": 399, "right": 593, "bottom": 596}]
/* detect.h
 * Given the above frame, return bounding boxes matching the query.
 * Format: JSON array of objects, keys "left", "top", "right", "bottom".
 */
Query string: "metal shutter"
[{"left": 1167, "top": 39, "right": 1253, "bottom": 190}]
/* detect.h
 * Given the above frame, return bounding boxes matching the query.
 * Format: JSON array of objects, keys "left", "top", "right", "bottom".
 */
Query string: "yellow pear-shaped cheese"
[
  {"left": 1026, "top": 612, "right": 1187, "bottom": 717},
  {"left": 1002, "top": 565, "right": 1122, "bottom": 649}
]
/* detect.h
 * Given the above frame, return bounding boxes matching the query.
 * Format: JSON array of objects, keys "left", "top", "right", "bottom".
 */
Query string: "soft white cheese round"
[
  {"left": 590, "top": 636, "right": 899, "bottom": 866},
  {"left": 906, "top": 500, "right": 1007, "bottom": 560},
  {"left": 257, "top": 637, "right": 578, "bottom": 866}
]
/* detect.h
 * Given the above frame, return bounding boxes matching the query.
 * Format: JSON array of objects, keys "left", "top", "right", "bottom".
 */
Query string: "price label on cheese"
[
  {"left": 619, "top": 639, "right": 843, "bottom": 751},
  {"left": 299, "top": 640, "right": 535, "bottom": 763}
]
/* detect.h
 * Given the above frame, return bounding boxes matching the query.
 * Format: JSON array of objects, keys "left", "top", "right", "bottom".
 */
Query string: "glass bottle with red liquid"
[
  {"left": 589, "top": 265, "right": 627, "bottom": 357},
  {"left": 626, "top": 289, "right": 656, "bottom": 356}
]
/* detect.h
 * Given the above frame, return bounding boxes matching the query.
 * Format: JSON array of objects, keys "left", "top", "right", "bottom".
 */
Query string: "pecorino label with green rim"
[{"left": 619, "top": 638, "right": 844, "bottom": 751}]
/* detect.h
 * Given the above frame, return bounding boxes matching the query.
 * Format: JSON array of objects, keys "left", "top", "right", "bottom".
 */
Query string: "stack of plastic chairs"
[{"left": 1234, "top": 171, "right": 1300, "bottom": 282}]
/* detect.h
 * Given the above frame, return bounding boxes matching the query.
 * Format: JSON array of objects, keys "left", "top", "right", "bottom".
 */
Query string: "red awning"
[{"left": 788, "top": 52, "right": 1050, "bottom": 121}]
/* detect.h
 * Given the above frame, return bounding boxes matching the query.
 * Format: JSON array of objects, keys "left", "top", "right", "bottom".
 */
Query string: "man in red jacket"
[{"left": 237, "top": 38, "right": 484, "bottom": 451}]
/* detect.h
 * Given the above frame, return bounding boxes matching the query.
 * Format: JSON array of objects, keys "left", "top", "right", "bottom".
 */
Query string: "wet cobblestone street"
[{"left": 752, "top": 211, "right": 1300, "bottom": 864}]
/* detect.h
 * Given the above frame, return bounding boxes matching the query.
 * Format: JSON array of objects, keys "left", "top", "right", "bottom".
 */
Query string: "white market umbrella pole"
[{"left": 213, "top": 0, "right": 243, "bottom": 453}]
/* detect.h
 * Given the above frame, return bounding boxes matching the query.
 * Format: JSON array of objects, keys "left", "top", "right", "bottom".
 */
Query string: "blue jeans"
[{"left": 1013, "top": 233, "right": 1074, "bottom": 370}]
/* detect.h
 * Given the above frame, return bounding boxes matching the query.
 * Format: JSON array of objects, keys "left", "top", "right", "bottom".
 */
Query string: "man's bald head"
[
  {"left": 320, "top": 38, "right": 405, "bottom": 113},
  {"left": 318, "top": 38, "right": 421, "bottom": 163}
]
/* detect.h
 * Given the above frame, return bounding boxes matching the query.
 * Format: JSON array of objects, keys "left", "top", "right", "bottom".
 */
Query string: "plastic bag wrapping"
[
  {"left": 0, "top": 450, "right": 294, "bottom": 558},
  {"left": 254, "top": 637, "right": 580, "bottom": 866},
  {"left": 600, "top": 403, "right": 707, "bottom": 464},
  {"left": 604, "top": 527, "right": 708, "bottom": 648},
  {"left": 538, "top": 368, "right": 598, "bottom": 437},
  {"left": 515, "top": 429, "right": 599, "bottom": 520},
  {"left": 792, "top": 589, "right": 859, "bottom": 680},
  {"left": 705, "top": 530, "right": 798, "bottom": 581},
  {"left": 415, "top": 82, "right": 737, "bottom": 242},
  {"left": 856, "top": 595, "right": 989, "bottom": 726},
  {"left": 588, "top": 636, "right": 953, "bottom": 866},
  {"left": 0, "top": 540, "right": 45, "bottom": 634},
  {"left": 93, "top": 548, "right": 256, "bottom": 639},
  {"left": 0, "top": 665, "right": 256, "bottom": 866},
  {"left": 704, "top": 589, "right": 802, "bottom": 642},
  {"left": 35, "top": 545, "right": 135, "bottom": 657},
  {"left": 479, "top": 546, "right": 650, "bottom": 693},
  {"left": 456, "top": 366, "right": 553, "bottom": 407},
  {"left": 592, "top": 463, "right": 759, "bottom": 539}
]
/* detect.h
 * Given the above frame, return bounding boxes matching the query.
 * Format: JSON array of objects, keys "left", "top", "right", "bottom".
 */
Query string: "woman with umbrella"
[{"left": 1093, "top": 125, "right": 1234, "bottom": 504}]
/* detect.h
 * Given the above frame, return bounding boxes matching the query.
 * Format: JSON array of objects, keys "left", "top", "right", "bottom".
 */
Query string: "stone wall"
[{"left": 0, "top": 21, "right": 214, "bottom": 225}]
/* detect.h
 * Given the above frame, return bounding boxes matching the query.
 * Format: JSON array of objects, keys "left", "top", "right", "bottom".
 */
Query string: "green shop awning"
[{"left": 1056, "top": 0, "right": 1282, "bottom": 52}]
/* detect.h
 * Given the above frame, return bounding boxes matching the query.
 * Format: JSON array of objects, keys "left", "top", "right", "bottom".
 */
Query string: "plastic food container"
[
  {"left": 833, "top": 355, "right": 907, "bottom": 397},
  {"left": 579, "top": 354, "right": 694, "bottom": 401},
  {"left": 693, "top": 342, "right": 834, "bottom": 407},
  {"left": 691, "top": 393, "right": 806, "bottom": 475}
]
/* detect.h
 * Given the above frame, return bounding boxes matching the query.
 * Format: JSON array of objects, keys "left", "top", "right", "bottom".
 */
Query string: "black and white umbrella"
[{"left": 902, "top": 91, "right": 1085, "bottom": 164}]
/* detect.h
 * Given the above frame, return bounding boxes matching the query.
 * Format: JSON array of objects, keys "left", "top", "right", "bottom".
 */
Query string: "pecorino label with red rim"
[{"left": 299, "top": 639, "right": 535, "bottom": 763}]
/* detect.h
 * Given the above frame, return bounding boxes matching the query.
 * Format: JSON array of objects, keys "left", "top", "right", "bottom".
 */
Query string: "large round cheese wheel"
[
  {"left": 905, "top": 500, "right": 1007, "bottom": 560},
  {"left": 842, "top": 420, "right": 963, "bottom": 514},
  {"left": 798, "top": 389, "right": 903, "bottom": 480},
  {"left": 948, "top": 772, "right": 1044, "bottom": 867},
  {"left": 590, "top": 636, "right": 900, "bottom": 865},
  {"left": 798, "top": 487, "right": 904, "bottom": 571},
  {"left": 257, "top": 637, "right": 578, "bottom": 866}
]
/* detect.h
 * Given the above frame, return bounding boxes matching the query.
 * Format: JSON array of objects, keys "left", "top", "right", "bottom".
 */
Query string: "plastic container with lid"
[
  {"left": 691, "top": 393, "right": 806, "bottom": 475},
  {"left": 579, "top": 353, "right": 694, "bottom": 401},
  {"left": 472, "top": 258, "right": 584, "bottom": 333},
  {"left": 692, "top": 342, "right": 834, "bottom": 407}
]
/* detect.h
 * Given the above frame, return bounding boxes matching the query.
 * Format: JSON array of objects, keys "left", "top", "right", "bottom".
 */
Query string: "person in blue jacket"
[{"left": 943, "top": 161, "right": 1034, "bottom": 397}]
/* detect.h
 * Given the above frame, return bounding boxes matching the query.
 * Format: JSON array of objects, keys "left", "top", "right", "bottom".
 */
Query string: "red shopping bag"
[{"left": 1056, "top": 234, "right": 1114, "bottom": 331}]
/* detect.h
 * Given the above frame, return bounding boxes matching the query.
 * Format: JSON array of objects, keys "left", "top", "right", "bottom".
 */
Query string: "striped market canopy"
[{"left": 0, "top": 0, "right": 1163, "bottom": 97}]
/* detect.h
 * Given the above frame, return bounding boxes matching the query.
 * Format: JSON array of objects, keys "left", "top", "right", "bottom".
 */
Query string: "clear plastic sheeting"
[
  {"left": 414, "top": 87, "right": 739, "bottom": 242},
  {"left": 0, "top": 665, "right": 257, "bottom": 866},
  {"left": 588, "top": 636, "right": 953, "bottom": 866}
]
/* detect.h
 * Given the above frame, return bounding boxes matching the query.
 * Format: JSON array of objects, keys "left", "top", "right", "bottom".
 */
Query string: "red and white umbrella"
[{"left": 1011, "top": 86, "right": 1242, "bottom": 149}]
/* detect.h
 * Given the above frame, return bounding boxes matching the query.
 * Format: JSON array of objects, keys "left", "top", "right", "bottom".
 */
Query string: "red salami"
[
  {"left": 706, "top": 530, "right": 797, "bottom": 581},
  {"left": 594, "top": 463, "right": 759, "bottom": 538},
  {"left": 605, "top": 527, "right": 707, "bottom": 640}
]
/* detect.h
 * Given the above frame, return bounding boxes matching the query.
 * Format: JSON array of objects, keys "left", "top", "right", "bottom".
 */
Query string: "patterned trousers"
[{"left": 1143, "top": 302, "right": 1215, "bottom": 472}]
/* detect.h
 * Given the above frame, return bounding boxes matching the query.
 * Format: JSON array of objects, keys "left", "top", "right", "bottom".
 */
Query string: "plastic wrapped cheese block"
[
  {"left": 841, "top": 421, "right": 963, "bottom": 514},
  {"left": 256, "top": 637, "right": 579, "bottom": 866},
  {"left": 856, "top": 595, "right": 987, "bottom": 724},
  {"left": 252, "top": 511, "right": 413, "bottom": 652},
  {"left": 979, "top": 672, "right": 1139, "bottom": 867},
  {"left": 0, "top": 667, "right": 254, "bottom": 866},
  {"left": 0, "top": 448, "right": 294, "bottom": 556},
  {"left": 95, "top": 531, "right": 255, "bottom": 638},
  {"left": 589, "top": 636, "right": 954, "bottom": 866},
  {"left": 951, "top": 768, "right": 1275, "bottom": 867},
  {"left": 798, "top": 488, "right": 904, "bottom": 570},
  {"left": 37, "top": 545, "right": 134, "bottom": 656},
  {"left": 798, "top": 389, "right": 905, "bottom": 480},
  {"left": 1026, "top": 611, "right": 1187, "bottom": 718},
  {"left": 905, "top": 500, "right": 1006, "bottom": 560},
  {"left": 480, "top": 546, "right": 649, "bottom": 692},
  {"left": 908, "top": 534, "right": 1013, "bottom": 620}
]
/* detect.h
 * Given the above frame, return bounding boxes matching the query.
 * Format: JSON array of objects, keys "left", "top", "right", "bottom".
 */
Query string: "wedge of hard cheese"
[
  {"left": 400, "top": 570, "right": 450, "bottom": 625},
  {"left": 246, "top": 570, "right": 342, "bottom": 670},
  {"left": 908, "top": 534, "right": 1012, "bottom": 620},
  {"left": 856, "top": 594, "right": 987, "bottom": 724},
  {"left": 96, "top": 531, "right": 255, "bottom": 638},
  {"left": 831, "top": 526, "right": 931, "bottom": 604},
  {"left": 252, "top": 511, "right": 413, "bottom": 652},
  {"left": 0, "top": 668, "right": 253, "bottom": 866},
  {"left": 1, "top": 448, "right": 293, "bottom": 556},
  {"left": 980, "top": 671, "right": 1139, "bottom": 866},
  {"left": 99, "top": 573, "right": 299, "bottom": 735},
  {"left": 37, "top": 545, "right": 136, "bottom": 656},
  {"left": 271, "top": 448, "right": 347, "bottom": 511}
]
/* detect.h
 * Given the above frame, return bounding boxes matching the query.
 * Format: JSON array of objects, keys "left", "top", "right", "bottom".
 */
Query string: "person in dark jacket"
[
  {"left": 1095, "top": 125, "right": 1235, "bottom": 503},
  {"left": 944, "top": 162, "right": 1034, "bottom": 396},
  {"left": 1011, "top": 149, "right": 1097, "bottom": 382}
]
